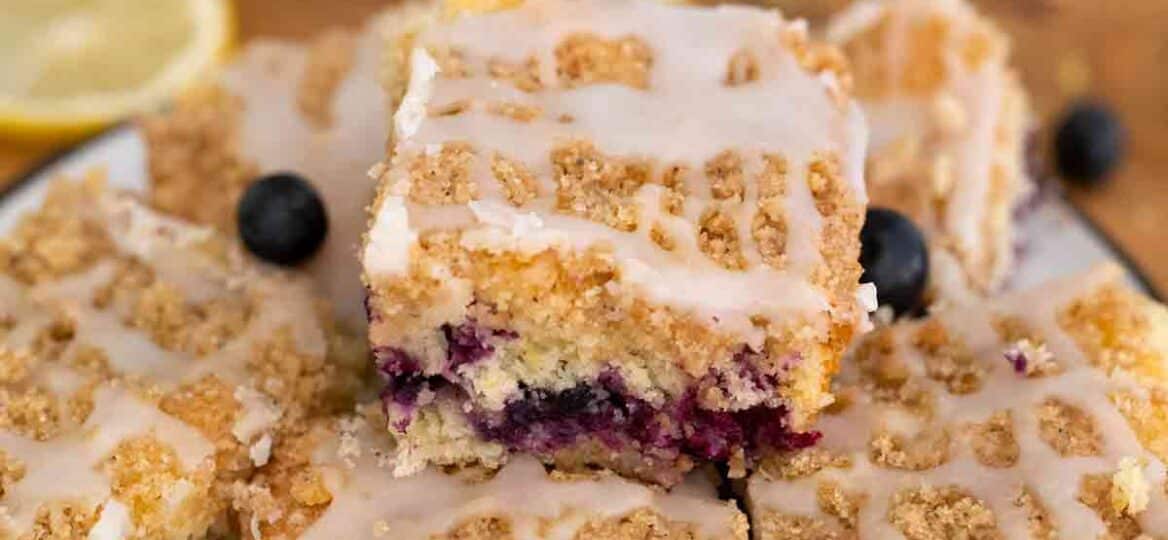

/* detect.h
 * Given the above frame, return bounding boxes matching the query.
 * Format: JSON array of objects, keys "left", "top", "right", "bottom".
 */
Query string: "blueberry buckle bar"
[
  {"left": 0, "top": 176, "right": 361, "bottom": 539},
  {"left": 747, "top": 265, "right": 1168, "bottom": 539},
  {"left": 363, "top": 0, "right": 873, "bottom": 485},
  {"left": 828, "top": 0, "right": 1033, "bottom": 302}
]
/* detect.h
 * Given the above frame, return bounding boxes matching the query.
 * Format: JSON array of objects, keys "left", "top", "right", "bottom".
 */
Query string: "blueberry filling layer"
[
  {"left": 467, "top": 371, "right": 818, "bottom": 461},
  {"left": 375, "top": 321, "right": 819, "bottom": 464}
]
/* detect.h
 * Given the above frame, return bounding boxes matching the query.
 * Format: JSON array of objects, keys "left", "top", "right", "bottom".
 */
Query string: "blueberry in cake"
[
  {"left": 747, "top": 264, "right": 1168, "bottom": 538},
  {"left": 235, "top": 402, "right": 748, "bottom": 539},
  {"left": 860, "top": 207, "right": 929, "bottom": 318},
  {"left": 0, "top": 175, "right": 363, "bottom": 539},
  {"left": 1054, "top": 100, "right": 1126, "bottom": 187},
  {"left": 238, "top": 173, "right": 330, "bottom": 266},
  {"left": 828, "top": 0, "right": 1034, "bottom": 302},
  {"left": 362, "top": 0, "right": 874, "bottom": 485}
]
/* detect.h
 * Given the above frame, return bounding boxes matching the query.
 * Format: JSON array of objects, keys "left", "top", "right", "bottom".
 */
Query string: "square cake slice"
[
  {"left": 0, "top": 176, "right": 363, "bottom": 538},
  {"left": 747, "top": 265, "right": 1168, "bottom": 539},
  {"left": 828, "top": 0, "right": 1034, "bottom": 302},
  {"left": 235, "top": 404, "right": 748, "bottom": 539},
  {"left": 362, "top": 0, "right": 872, "bottom": 485}
]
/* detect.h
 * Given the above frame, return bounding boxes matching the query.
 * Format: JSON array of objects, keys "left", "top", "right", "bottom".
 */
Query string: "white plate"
[{"left": 1, "top": 126, "right": 1158, "bottom": 300}]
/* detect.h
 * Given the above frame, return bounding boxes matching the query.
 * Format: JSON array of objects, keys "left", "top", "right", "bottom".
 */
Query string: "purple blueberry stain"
[
  {"left": 467, "top": 367, "right": 820, "bottom": 464},
  {"left": 443, "top": 321, "right": 517, "bottom": 373},
  {"left": 363, "top": 292, "right": 379, "bottom": 323},
  {"left": 378, "top": 343, "right": 821, "bottom": 468},
  {"left": 373, "top": 346, "right": 442, "bottom": 429},
  {"left": 1004, "top": 347, "right": 1028, "bottom": 374}
]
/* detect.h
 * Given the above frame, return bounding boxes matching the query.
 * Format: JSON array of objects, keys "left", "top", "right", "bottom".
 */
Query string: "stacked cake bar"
[
  {"left": 362, "top": 0, "right": 873, "bottom": 485},
  {"left": 0, "top": 177, "right": 362, "bottom": 538},
  {"left": 235, "top": 403, "right": 747, "bottom": 539},
  {"left": 828, "top": 0, "right": 1033, "bottom": 302},
  {"left": 747, "top": 265, "right": 1168, "bottom": 538}
]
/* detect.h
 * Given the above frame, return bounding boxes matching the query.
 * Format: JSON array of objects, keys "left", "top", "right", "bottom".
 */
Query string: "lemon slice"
[{"left": 0, "top": 0, "right": 234, "bottom": 142}]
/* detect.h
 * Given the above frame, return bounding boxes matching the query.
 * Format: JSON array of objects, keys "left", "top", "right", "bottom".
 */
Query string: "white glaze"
[
  {"left": 748, "top": 265, "right": 1168, "bottom": 538},
  {"left": 221, "top": 15, "right": 391, "bottom": 329},
  {"left": 366, "top": 0, "right": 870, "bottom": 343},
  {"left": 0, "top": 385, "right": 214, "bottom": 533},
  {"left": 829, "top": 0, "right": 1031, "bottom": 298},
  {"left": 298, "top": 414, "right": 742, "bottom": 539},
  {"left": 1, "top": 191, "right": 332, "bottom": 537}
]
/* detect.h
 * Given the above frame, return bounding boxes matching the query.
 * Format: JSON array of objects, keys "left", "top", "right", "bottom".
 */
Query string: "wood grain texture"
[{"left": 2, "top": 0, "right": 1166, "bottom": 290}]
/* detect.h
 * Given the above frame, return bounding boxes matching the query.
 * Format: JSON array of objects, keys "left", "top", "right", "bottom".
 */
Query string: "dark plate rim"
[{"left": 2, "top": 125, "right": 1163, "bottom": 302}]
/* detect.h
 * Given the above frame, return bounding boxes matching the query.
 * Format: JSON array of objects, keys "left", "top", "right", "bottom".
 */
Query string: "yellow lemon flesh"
[{"left": 0, "top": 0, "right": 234, "bottom": 142}]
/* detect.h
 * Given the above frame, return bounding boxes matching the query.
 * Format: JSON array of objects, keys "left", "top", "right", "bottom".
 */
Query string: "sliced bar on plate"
[
  {"left": 0, "top": 176, "right": 362, "bottom": 538},
  {"left": 747, "top": 265, "right": 1168, "bottom": 538},
  {"left": 362, "top": 0, "right": 873, "bottom": 485}
]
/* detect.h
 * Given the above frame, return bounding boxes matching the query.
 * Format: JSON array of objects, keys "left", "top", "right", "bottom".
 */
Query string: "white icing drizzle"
[
  {"left": 748, "top": 265, "right": 1168, "bottom": 537},
  {"left": 829, "top": 0, "right": 1031, "bottom": 296},
  {"left": 366, "top": 0, "right": 870, "bottom": 341},
  {"left": 23, "top": 195, "right": 328, "bottom": 389},
  {"left": 1, "top": 191, "right": 332, "bottom": 537},
  {"left": 220, "top": 16, "right": 391, "bottom": 329},
  {"left": 87, "top": 498, "right": 132, "bottom": 540},
  {"left": 299, "top": 415, "right": 742, "bottom": 539},
  {"left": 0, "top": 385, "right": 214, "bottom": 533}
]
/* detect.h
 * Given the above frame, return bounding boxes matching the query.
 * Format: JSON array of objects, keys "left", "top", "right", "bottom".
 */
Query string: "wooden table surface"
[{"left": 3, "top": 0, "right": 1166, "bottom": 291}]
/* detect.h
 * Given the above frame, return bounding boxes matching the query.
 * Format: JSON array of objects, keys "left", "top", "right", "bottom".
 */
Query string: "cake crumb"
[
  {"left": 912, "top": 320, "right": 984, "bottom": 394},
  {"left": 869, "top": 428, "right": 951, "bottom": 471},
  {"left": 888, "top": 485, "right": 1000, "bottom": 540},
  {"left": 488, "top": 56, "right": 542, "bottom": 92},
  {"left": 968, "top": 410, "right": 1019, "bottom": 468},
  {"left": 551, "top": 140, "right": 647, "bottom": 232},
  {"left": 408, "top": 142, "right": 478, "bottom": 205},
  {"left": 1079, "top": 473, "right": 1144, "bottom": 539},
  {"left": 705, "top": 150, "right": 746, "bottom": 201},
  {"left": 1036, "top": 397, "right": 1103, "bottom": 457},
  {"left": 486, "top": 101, "right": 541, "bottom": 122},
  {"left": 1013, "top": 487, "right": 1057, "bottom": 540},
  {"left": 725, "top": 49, "right": 760, "bottom": 86},
  {"left": 817, "top": 480, "right": 863, "bottom": 530},
  {"left": 1111, "top": 457, "right": 1151, "bottom": 517},
  {"left": 698, "top": 207, "right": 748, "bottom": 270},
  {"left": 490, "top": 154, "right": 539, "bottom": 207},
  {"left": 555, "top": 33, "right": 653, "bottom": 89},
  {"left": 297, "top": 29, "right": 358, "bottom": 129}
]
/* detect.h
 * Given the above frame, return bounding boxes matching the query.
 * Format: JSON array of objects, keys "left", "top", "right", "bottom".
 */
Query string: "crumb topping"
[
  {"left": 888, "top": 485, "right": 1000, "bottom": 540},
  {"left": 747, "top": 268, "right": 1168, "bottom": 538},
  {"left": 298, "top": 29, "right": 359, "bottom": 129},
  {"left": 555, "top": 33, "right": 653, "bottom": 89},
  {"left": 489, "top": 154, "right": 540, "bottom": 207},
  {"left": 1035, "top": 397, "right": 1103, "bottom": 457},
  {"left": 409, "top": 142, "right": 479, "bottom": 204},
  {"left": 967, "top": 410, "right": 1019, "bottom": 468},
  {"left": 725, "top": 50, "right": 760, "bottom": 86},
  {"left": 551, "top": 140, "right": 648, "bottom": 232}
]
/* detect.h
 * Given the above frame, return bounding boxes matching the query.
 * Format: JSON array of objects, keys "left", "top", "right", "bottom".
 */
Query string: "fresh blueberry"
[
  {"left": 237, "top": 173, "right": 328, "bottom": 265},
  {"left": 859, "top": 208, "right": 929, "bottom": 317},
  {"left": 1054, "top": 101, "right": 1125, "bottom": 186}
]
